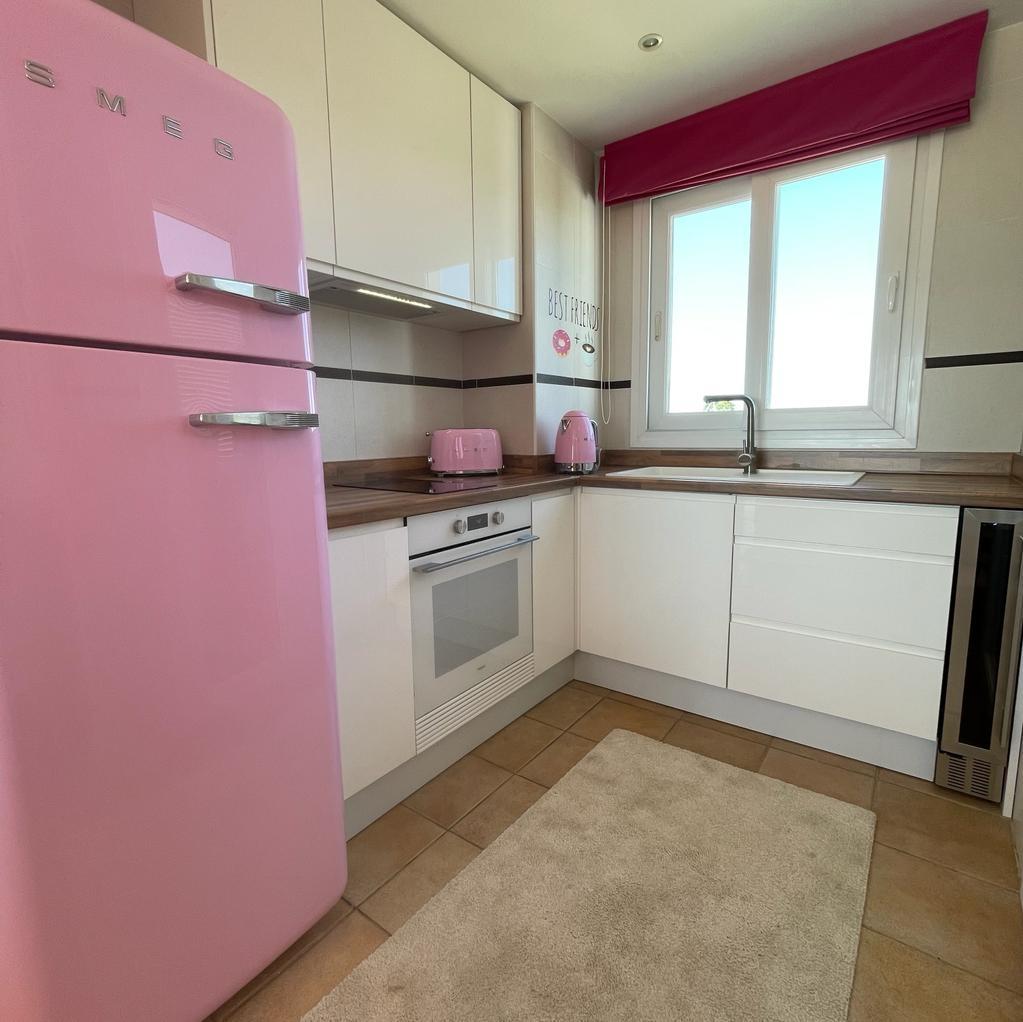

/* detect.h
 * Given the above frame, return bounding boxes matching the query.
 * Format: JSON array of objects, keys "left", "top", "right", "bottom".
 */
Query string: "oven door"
[{"left": 410, "top": 530, "right": 537, "bottom": 717}]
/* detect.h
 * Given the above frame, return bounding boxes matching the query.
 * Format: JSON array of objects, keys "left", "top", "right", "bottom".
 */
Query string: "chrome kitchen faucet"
[{"left": 704, "top": 393, "right": 758, "bottom": 475}]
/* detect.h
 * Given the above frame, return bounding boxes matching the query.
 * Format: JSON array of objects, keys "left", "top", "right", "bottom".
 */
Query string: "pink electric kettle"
[{"left": 554, "top": 410, "right": 600, "bottom": 474}]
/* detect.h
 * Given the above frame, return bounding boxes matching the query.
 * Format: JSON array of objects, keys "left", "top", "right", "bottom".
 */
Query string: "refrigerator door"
[
  {"left": 0, "top": 339, "right": 346, "bottom": 1022},
  {"left": 0, "top": 0, "right": 311, "bottom": 365}
]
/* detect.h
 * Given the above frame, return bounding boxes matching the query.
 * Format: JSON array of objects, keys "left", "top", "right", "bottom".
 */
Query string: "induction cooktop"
[{"left": 332, "top": 473, "right": 499, "bottom": 495}]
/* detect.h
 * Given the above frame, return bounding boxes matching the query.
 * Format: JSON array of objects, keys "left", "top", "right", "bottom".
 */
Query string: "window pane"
[
  {"left": 666, "top": 199, "right": 751, "bottom": 413},
  {"left": 768, "top": 159, "right": 885, "bottom": 409}
]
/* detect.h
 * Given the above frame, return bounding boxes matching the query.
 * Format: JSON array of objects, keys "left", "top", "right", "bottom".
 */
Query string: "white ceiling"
[{"left": 378, "top": 0, "right": 1023, "bottom": 150}]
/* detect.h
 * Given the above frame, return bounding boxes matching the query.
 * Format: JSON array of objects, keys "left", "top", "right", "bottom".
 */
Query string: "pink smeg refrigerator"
[{"left": 0, "top": 2, "right": 347, "bottom": 1019}]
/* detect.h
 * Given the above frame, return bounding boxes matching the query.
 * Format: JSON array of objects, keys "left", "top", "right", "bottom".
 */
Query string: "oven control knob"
[
  {"left": 492, "top": 511, "right": 505, "bottom": 525},
  {"left": 453, "top": 519, "right": 468, "bottom": 535}
]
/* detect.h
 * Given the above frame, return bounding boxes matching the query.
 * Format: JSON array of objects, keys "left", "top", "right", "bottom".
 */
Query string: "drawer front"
[
  {"left": 734, "top": 496, "right": 959, "bottom": 556},
  {"left": 732, "top": 540, "right": 954, "bottom": 650},
  {"left": 729, "top": 621, "right": 943, "bottom": 739}
]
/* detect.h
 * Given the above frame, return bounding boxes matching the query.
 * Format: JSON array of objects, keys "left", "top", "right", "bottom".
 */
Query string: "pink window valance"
[{"left": 601, "top": 11, "right": 989, "bottom": 205}]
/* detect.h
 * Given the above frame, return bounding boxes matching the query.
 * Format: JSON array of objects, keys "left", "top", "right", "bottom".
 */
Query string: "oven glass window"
[{"left": 432, "top": 560, "right": 519, "bottom": 677}]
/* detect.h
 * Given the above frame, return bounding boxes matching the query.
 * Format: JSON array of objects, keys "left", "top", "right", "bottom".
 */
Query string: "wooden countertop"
[
  {"left": 581, "top": 468, "right": 1023, "bottom": 508},
  {"left": 324, "top": 465, "right": 1023, "bottom": 530},
  {"left": 324, "top": 472, "right": 575, "bottom": 529}
]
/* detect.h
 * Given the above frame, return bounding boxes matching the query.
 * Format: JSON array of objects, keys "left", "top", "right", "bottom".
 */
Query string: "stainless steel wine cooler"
[{"left": 936, "top": 508, "right": 1023, "bottom": 802}]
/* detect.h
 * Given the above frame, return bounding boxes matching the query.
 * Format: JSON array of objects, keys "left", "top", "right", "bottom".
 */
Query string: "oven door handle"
[{"left": 412, "top": 533, "right": 539, "bottom": 574}]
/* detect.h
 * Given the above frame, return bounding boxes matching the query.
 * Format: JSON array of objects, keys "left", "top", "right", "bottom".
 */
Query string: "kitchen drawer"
[
  {"left": 731, "top": 539, "right": 954, "bottom": 650},
  {"left": 734, "top": 496, "right": 959, "bottom": 556},
  {"left": 728, "top": 620, "right": 944, "bottom": 739}
]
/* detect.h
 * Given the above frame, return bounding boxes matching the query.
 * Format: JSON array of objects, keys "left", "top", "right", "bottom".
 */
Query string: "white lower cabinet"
[
  {"left": 728, "top": 497, "right": 958, "bottom": 738},
  {"left": 532, "top": 491, "right": 576, "bottom": 676},
  {"left": 578, "top": 489, "right": 735, "bottom": 686},
  {"left": 328, "top": 522, "right": 415, "bottom": 797}
]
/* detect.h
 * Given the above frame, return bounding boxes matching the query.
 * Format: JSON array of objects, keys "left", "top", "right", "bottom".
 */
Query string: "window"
[{"left": 639, "top": 137, "right": 939, "bottom": 448}]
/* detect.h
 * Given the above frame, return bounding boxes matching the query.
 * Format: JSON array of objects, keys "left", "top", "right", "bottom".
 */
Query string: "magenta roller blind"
[{"left": 602, "top": 10, "right": 989, "bottom": 205}]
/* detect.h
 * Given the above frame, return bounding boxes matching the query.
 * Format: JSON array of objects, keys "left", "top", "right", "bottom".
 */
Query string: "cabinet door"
[
  {"left": 324, "top": 0, "right": 474, "bottom": 300},
  {"left": 579, "top": 490, "right": 735, "bottom": 686},
  {"left": 471, "top": 77, "right": 522, "bottom": 314},
  {"left": 532, "top": 492, "right": 576, "bottom": 675},
  {"left": 211, "top": 0, "right": 336, "bottom": 266},
  {"left": 328, "top": 524, "right": 416, "bottom": 797}
]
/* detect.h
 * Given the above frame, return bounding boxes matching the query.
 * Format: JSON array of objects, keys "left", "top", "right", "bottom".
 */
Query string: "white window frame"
[{"left": 630, "top": 134, "right": 942, "bottom": 449}]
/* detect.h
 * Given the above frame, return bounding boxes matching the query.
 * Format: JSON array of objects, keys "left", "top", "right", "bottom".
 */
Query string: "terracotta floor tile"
[
  {"left": 878, "top": 767, "right": 1003, "bottom": 814},
  {"left": 873, "top": 781, "right": 1019, "bottom": 889},
  {"left": 223, "top": 911, "right": 387, "bottom": 1022},
  {"left": 771, "top": 737, "right": 876, "bottom": 777},
  {"left": 849, "top": 928, "right": 1023, "bottom": 1022},
  {"left": 402, "top": 754, "right": 510, "bottom": 829},
  {"left": 864, "top": 844, "right": 1023, "bottom": 993},
  {"left": 679, "top": 711, "right": 770, "bottom": 745},
  {"left": 518, "top": 732, "right": 596, "bottom": 787},
  {"left": 451, "top": 776, "right": 547, "bottom": 848},
  {"left": 473, "top": 716, "right": 562, "bottom": 772},
  {"left": 663, "top": 719, "right": 768, "bottom": 772},
  {"left": 759, "top": 748, "right": 875, "bottom": 809},
  {"left": 206, "top": 899, "right": 354, "bottom": 1021},
  {"left": 569, "top": 680, "right": 613, "bottom": 698},
  {"left": 589, "top": 686, "right": 684, "bottom": 718},
  {"left": 569, "top": 698, "right": 675, "bottom": 742},
  {"left": 525, "top": 685, "right": 601, "bottom": 730},
  {"left": 360, "top": 832, "right": 479, "bottom": 935},
  {"left": 344, "top": 805, "right": 443, "bottom": 905}
]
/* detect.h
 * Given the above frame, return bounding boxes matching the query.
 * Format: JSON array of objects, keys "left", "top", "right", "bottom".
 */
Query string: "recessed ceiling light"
[
  {"left": 355, "top": 288, "right": 432, "bottom": 310},
  {"left": 638, "top": 33, "right": 663, "bottom": 51}
]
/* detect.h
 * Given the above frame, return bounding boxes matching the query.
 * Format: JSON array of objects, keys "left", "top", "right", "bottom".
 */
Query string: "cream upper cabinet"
[
  {"left": 578, "top": 489, "right": 735, "bottom": 686},
  {"left": 471, "top": 77, "right": 522, "bottom": 315},
  {"left": 209, "top": 0, "right": 337, "bottom": 266},
  {"left": 323, "top": 0, "right": 474, "bottom": 302}
]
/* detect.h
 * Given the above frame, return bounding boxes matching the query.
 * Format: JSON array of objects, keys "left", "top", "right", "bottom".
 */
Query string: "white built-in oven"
[{"left": 409, "top": 497, "right": 536, "bottom": 718}]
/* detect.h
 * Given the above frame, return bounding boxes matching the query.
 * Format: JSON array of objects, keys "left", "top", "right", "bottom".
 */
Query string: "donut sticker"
[{"left": 552, "top": 328, "right": 572, "bottom": 358}]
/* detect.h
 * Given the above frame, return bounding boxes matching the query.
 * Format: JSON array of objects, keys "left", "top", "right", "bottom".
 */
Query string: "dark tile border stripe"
[
  {"left": 314, "top": 368, "right": 632, "bottom": 390},
  {"left": 924, "top": 350, "right": 1023, "bottom": 369},
  {"left": 315, "top": 366, "right": 458, "bottom": 388},
  {"left": 537, "top": 373, "right": 631, "bottom": 390},
  {"left": 463, "top": 374, "right": 534, "bottom": 388}
]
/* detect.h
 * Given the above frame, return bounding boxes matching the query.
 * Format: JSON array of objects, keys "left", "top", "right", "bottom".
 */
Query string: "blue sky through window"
[{"left": 666, "top": 158, "right": 885, "bottom": 414}]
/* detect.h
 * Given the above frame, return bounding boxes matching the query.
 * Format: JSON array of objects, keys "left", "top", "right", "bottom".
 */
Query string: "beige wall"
[{"left": 603, "top": 20, "right": 1023, "bottom": 454}]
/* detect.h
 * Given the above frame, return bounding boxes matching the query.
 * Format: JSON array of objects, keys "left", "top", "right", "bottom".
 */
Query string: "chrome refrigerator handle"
[
  {"left": 189, "top": 412, "right": 319, "bottom": 429},
  {"left": 174, "top": 273, "right": 310, "bottom": 315}
]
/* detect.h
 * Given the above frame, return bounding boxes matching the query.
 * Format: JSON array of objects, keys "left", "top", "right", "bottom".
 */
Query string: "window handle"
[
  {"left": 653, "top": 311, "right": 663, "bottom": 343},
  {"left": 886, "top": 272, "right": 900, "bottom": 313}
]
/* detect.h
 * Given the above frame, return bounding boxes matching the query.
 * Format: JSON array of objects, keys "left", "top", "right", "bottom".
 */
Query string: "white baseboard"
[{"left": 574, "top": 652, "right": 937, "bottom": 780}]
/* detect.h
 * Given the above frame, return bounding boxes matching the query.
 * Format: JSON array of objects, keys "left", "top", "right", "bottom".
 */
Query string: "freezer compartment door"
[
  {"left": 0, "top": 0, "right": 310, "bottom": 364},
  {"left": 0, "top": 340, "right": 345, "bottom": 1022}
]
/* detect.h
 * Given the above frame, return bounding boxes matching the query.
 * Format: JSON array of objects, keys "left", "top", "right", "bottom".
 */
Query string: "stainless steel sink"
[{"left": 606, "top": 466, "right": 865, "bottom": 487}]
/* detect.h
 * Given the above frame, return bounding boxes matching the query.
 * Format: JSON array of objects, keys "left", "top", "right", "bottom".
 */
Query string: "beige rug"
[{"left": 305, "top": 730, "right": 875, "bottom": 1022}]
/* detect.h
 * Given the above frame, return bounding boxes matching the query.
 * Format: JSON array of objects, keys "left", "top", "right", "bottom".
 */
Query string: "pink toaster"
[{"left": 426, "top": 428, "right": 504, "bottom": 475}]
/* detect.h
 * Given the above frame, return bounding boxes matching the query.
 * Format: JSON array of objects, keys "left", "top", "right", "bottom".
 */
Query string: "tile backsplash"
[{"left": 312, "top": 305, "right": 465, "bottom": 461}]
